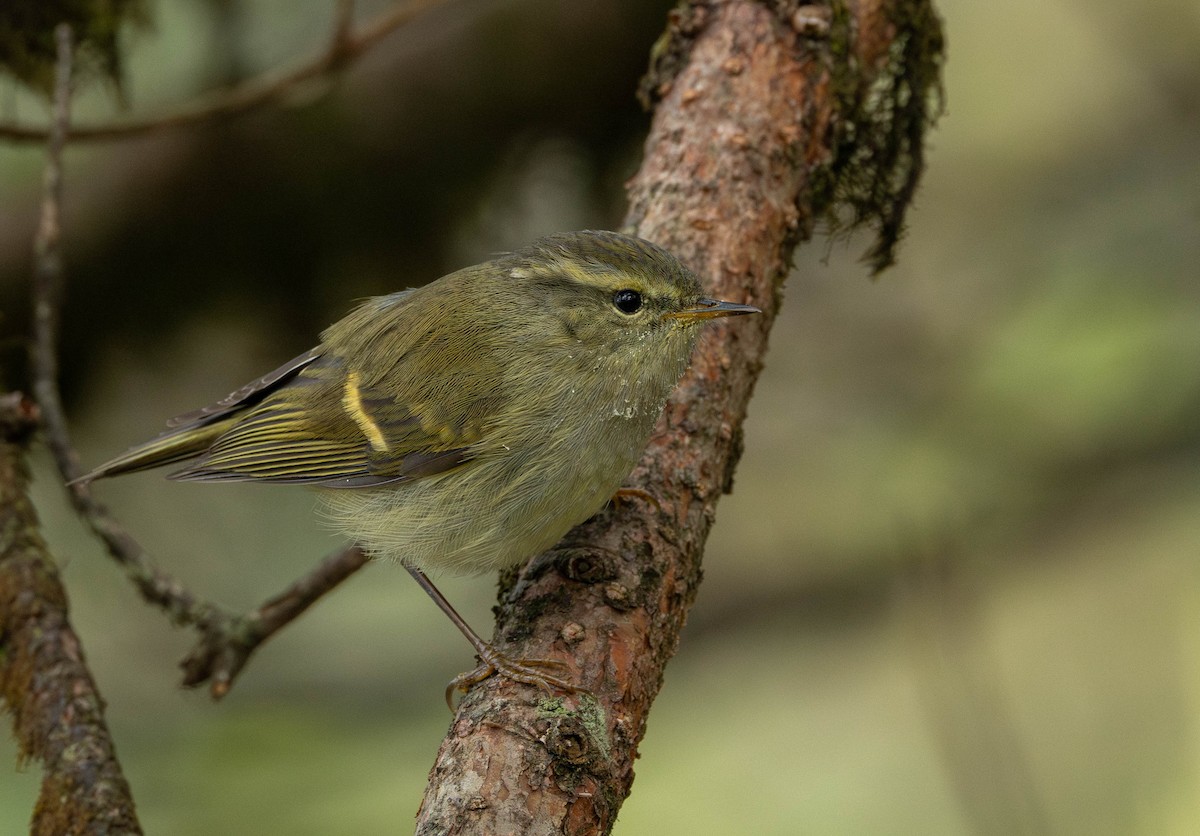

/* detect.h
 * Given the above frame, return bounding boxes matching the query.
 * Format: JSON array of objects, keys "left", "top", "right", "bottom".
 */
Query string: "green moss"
[
  {"left": 821, "top": 0, "right": 947, "bottom": 275},
  {"left": 538, "top": 692, "right": 611, "bottom": 764},
  {"left": 637, "top": 0, "right": 709, "bottom": 109},
  {"left": 641, "top": 0, "right": 946, "bottom": 276},
  {"left": 571, "top": 692, "right": 612, "bottom": 762}
]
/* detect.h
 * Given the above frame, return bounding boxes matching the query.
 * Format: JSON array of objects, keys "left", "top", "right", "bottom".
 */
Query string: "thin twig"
[
  {"left": 331, "top": 0, "right": 357, "bottom": 53},
  {"left": 0, "top": 26, "right": 143, "bottom": 833},
  {"left": 0, "top": 0, "right": 450, "bottom": 144},
  {"left": 28, "top": 3, "right": 226, "bottom": 631},
  {"left": 26, "top": 5, "right": 373, "bottom": 698},
  {"left": 180, "top": 545, "right": 369, "bottom": 698}
]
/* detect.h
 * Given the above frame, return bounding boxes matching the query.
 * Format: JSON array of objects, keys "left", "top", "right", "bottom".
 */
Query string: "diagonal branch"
[
  {"left": 415, "top": 1, "right": 945, "bottom": 832},
  {"left": 0, "top": 0, "right": 452, "bottom": 144},
  {"left": 0, "top": 394, "right": 143, "bottom": 834}
]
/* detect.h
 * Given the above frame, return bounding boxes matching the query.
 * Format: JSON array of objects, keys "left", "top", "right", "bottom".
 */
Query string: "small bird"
[{"left": 81, "top": 230, "right": 758, "bottom": 698}]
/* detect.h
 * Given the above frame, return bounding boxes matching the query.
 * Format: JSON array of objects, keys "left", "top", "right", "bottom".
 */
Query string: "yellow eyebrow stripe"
[{"left": 342, "top": 371, "right": 389, "bottom": 453}]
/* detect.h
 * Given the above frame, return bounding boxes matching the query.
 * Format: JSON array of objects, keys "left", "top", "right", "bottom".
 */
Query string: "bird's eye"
[{"left": 613, "top": 289, "right": 643, "bottom": 315}]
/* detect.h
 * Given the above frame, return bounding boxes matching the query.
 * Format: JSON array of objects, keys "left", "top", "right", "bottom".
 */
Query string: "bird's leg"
[{"left": 403, "top": 565, "right": 576, "bottom": 709}]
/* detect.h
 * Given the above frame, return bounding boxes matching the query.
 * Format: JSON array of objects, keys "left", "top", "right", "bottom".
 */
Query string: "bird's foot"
[{"left": 445, "top": 648, "right": 576, "bottom": 710}]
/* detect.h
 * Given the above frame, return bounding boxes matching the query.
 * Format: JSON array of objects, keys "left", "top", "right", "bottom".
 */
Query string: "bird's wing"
[
  {"left": 170, "top": 345, "right": 505, "bottom": 489},
  {"left": 164, "top": 347, "right": 324, "bottom": 429},
  {"left": 78, "top": 347, "right": 326, "bottom": 482}
]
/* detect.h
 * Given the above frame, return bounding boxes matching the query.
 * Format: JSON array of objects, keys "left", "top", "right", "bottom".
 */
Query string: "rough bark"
[
  {"left": 0, "top": 394, "right": 142, "bottom": 835},
  {"left": 416, "top": 1, "right": 943, "bottom": 833}
]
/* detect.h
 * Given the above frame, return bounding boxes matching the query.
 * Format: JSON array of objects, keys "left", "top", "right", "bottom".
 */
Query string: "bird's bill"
[{"left": 663, "top": 297, "right": 761, "bottom": 322}]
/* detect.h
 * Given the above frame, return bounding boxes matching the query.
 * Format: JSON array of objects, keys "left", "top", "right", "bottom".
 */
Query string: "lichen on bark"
[{"left": 0, "top": 394, "right": 142, "bottom": 834}]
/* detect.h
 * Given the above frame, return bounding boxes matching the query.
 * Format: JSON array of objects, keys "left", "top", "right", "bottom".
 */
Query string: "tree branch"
[
  {"left": 0, "top": 394, "right": 143, "bottom": 835},
  {"left": 0, "top": 25, "right": 142, "bottom": 835},
  {"left": 0, "top": 0, "right": 451, "bottom": 144},
  {"left": 25, "top": 12, "right": 370, "bottom": 699},
  {"left": 178, "top": 545, "right": 369, "bottom": 698},
  {"left": 415, "top": 1, "right": 944, "bottom": 832}
]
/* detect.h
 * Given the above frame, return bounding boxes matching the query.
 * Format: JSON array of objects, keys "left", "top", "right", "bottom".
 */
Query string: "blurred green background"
[{"left": 2, "top": 0, "right": 1198, "bottom": 833}]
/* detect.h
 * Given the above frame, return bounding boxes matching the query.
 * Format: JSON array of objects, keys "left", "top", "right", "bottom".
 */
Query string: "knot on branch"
[
  {"left": 538, "top": 695, "right": 611, "bottom": 775},
  {"left": 556, "top": 546, "right": 620, "bottom": 585},
  {"left": 545, "top": 719, "right": 595, "bottom": 767}
]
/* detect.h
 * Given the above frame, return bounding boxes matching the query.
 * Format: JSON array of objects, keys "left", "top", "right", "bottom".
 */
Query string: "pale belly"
[{"left": 319, "top": 414, "right": 652, "bottom": 575}]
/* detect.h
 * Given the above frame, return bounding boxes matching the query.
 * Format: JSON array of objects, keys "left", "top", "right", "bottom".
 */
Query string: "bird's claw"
[
  {"left": 610, "top": 487, "right": 663, "bottom": 514},
  {"left": 445, "top": 651, "right": 576, "bottom": 710}
]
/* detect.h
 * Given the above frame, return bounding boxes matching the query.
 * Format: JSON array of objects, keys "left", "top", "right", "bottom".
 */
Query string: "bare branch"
[
  {"left": 331, "top": 0, "right": 358, "bottom": 53},
  {"left": 180, "top": 546, "right": 369, "bottom": 698},
  {"left": 0, "top": 0, "right": 451, "bottom": 144},
  {"left": 415, "top": 1, "right": 945, "bottom": 831},
  {"left": 25, "top": 2, "right": 372, "bottom": 699},
  {"left": 27, "top": 0, "right": 227, "bottom": 633},
  {"left": 0, "top": 25, "right": 142, "bottom": 833}
]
